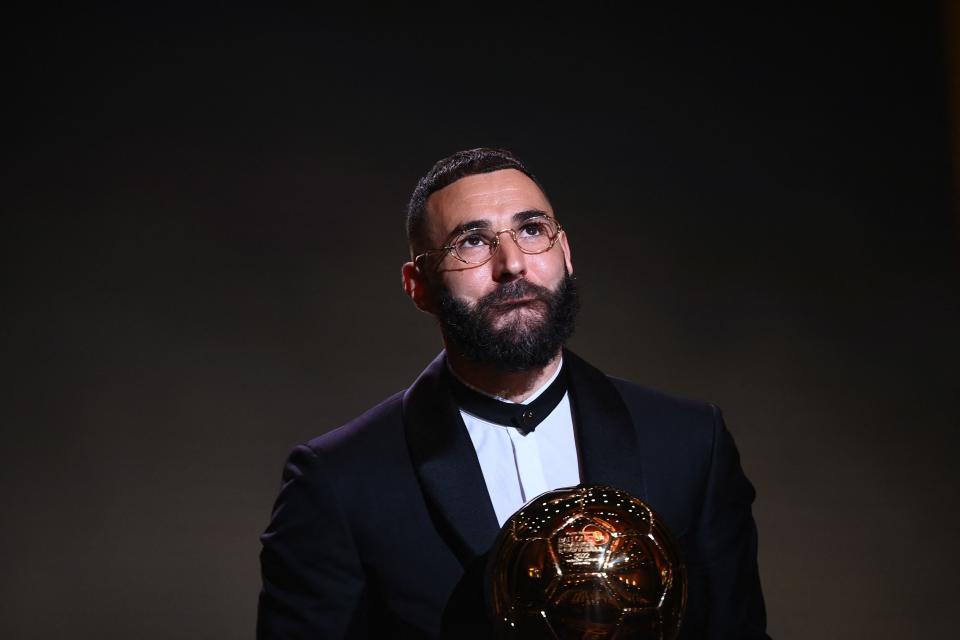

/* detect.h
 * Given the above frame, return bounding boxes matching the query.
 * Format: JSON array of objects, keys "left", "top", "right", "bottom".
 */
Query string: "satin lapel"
[
  {"left": 565, "top": 349, "right": 648, "bottom": 502},
  {"left": 402, "top": 352, "right": 500, "bottom": 566}
]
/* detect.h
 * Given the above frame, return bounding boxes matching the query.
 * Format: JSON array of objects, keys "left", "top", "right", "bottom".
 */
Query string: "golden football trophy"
[{"left": 487, "top": 485, "right": 686, "bottom": 639}]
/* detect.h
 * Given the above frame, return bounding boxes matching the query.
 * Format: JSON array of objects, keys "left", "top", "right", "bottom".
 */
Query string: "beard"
[{"left": 434, "top": 270, "right": 580, "bottom": 372}]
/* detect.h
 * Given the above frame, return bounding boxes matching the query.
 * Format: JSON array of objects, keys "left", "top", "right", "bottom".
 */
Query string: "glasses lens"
[
  {"left": 514, "top": 217, "right": 558, "bottom": 253},
  {"left": 452, "top": 229, "right": 498, "bottom": 264}
]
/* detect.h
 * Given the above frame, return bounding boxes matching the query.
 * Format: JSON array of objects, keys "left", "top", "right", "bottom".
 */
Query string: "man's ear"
[
  {"left": 402, "top": 261, "right": 436, "bottom": 315},
  {"left": 559, "top": 231, "right": 574, "bottom": 276}
]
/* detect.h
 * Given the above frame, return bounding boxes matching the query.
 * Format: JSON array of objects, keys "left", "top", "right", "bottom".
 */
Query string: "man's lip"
[{"left": 493, "top": 296, "right": 538, "bottom": 307}]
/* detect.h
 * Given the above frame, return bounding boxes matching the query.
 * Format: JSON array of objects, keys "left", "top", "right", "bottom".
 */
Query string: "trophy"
[{"left": 486, "top": 485, "right": 686, "bottom": 640}]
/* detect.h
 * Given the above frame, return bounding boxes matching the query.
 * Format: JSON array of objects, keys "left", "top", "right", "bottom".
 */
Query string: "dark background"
[{"left": 3, "top": 6, "right": 958, "bottom": 639}]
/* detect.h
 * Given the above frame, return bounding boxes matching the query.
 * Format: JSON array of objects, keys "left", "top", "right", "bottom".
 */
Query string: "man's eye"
[
  {"left": 458, "top": 233, "right": 488, "bottom": 249},
  {"left": 519, "top": 222, "right": 546, "bottom": 237}
]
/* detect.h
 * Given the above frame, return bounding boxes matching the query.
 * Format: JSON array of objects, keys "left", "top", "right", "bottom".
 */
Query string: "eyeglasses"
[{"left": 414, "top": 215, "right": 564, "bottom": 268}]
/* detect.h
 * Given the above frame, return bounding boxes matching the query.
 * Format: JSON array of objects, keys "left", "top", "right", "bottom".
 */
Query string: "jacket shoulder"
[
  {"left": 608, "top": 376, "right": 719, "bottom": 424},
  {"left": 305, "top": 390, "right": 406, "bottom": 460},
  {"left": 606, "top": 376, "right": 724, "bottom": 459}
]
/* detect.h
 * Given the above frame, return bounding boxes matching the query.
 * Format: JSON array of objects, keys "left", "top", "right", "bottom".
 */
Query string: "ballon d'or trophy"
[{"left": 487, "top": 484, "right": 686, "bottom": 640}]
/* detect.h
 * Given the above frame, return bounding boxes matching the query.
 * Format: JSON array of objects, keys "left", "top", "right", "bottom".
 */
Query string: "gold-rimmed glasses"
[{"left": 414, "top": 215, "right": 564, "bottom": 269}]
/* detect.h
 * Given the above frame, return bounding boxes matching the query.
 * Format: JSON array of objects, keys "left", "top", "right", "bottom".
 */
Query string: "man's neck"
[{"left": 444, "top": 348, "right": 563, "bottom": 404}]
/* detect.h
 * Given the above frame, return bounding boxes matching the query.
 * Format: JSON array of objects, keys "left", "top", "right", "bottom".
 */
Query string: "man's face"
[{"left": 413, "top": 169, "right": 577, "bottom": 371}]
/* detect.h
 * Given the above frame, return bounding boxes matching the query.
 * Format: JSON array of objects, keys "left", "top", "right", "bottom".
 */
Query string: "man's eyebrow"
[
  {"left": 443, "top": 210, "right": 551, "bottom": 244},
  {"left": 453, "top": 219, "right": 492, "bottom": 233},
  {"left": 512, "top": 209, "right": 550, "bottom": 223},
  {"left": 443, "top": 218, "right": 492, "bottom": 243}
]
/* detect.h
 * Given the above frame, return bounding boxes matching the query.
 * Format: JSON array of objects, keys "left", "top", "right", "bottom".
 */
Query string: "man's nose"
[{"left": 490, "top": 231, "right": 526, "bottom": 282}]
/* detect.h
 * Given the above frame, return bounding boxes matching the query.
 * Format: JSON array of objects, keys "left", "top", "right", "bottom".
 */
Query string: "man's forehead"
[{"left": 424, "top": 169, "right": 551, "bottom": 234}]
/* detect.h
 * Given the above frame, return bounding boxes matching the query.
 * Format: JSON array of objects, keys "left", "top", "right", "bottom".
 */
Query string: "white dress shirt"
[{"left": 456, "top": 360, "right": 582, "bottom": 527}]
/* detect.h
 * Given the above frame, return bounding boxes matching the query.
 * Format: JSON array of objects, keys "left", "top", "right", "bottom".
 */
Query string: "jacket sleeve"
[
  {"left": 257, "top": 444, "right": 368, "bottom": 639},
  {"left": 682, "top": 406, "right": 770, "bottom": 640}
]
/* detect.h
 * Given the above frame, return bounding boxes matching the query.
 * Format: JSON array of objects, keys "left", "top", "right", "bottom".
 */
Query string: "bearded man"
[{"left": 257, "top": 148, "right": 769, "bottom": 639}]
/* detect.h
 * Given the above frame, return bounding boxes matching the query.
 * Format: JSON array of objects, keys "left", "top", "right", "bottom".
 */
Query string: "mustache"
[{"left": 478, "top": 279, "right": 553, "bottom": 308}]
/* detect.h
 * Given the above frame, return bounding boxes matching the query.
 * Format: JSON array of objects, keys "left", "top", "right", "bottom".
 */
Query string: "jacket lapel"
[
  {"left": 402, "top": 349, "right": 648, "bottom": 566},
  {"left": 565, "top": 349, "right": 648, "bottom": 502},
  {"left": 402, "top": 352, "right": 500, "bottom": 566}
]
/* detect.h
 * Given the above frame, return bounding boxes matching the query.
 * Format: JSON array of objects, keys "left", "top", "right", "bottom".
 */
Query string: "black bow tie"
[{"left": 447, "top": 362, "right": 569, "bottom": 435}]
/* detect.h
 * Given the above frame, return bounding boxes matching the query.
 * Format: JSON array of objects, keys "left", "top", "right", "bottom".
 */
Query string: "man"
[{"left": 257, "top": 148, "right": 769, "bottom": 639}]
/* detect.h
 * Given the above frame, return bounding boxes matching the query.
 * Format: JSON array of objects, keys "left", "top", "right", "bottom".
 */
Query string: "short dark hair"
[{"left": 406, "top": 147, "right": 547, "bottom": 256}]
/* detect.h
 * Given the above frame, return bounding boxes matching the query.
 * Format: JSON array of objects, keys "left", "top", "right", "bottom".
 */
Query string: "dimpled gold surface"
[{"left": 489, "top": 485, "right": 686, "bottom": 640}]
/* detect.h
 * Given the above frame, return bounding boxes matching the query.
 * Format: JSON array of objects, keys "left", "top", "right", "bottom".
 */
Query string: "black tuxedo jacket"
[{"left": 257, "top": 350, "right": 769, "bottom": 639}]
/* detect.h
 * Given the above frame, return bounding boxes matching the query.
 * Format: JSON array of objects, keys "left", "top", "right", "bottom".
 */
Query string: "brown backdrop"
[{"left": 3, "top": 6, "right": 958, "bottom": 639}]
